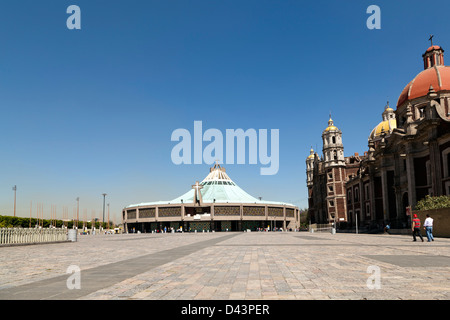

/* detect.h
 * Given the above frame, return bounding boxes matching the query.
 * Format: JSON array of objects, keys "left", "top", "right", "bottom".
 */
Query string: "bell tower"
[
  {"left": 321, "top": 116, "right": 347, "bottom": 224},
  {"left": 322, "top": 116, "right": 345, "bottom": 168},
  {"left": 306, "top": 147, "right": 315, "bottom": 187}
]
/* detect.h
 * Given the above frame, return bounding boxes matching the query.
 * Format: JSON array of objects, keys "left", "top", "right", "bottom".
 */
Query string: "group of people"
[{"left": 411, "top": 214, "right": 435, "bottom": 242}]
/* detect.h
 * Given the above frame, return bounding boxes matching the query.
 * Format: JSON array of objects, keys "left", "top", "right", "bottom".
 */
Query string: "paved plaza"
[{"left": 0, "top": 231, "right": 449, "bottom": 300}]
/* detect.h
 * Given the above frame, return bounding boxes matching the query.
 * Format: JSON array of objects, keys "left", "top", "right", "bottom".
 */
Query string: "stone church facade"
[{"left": 306, "top": 43, "right": 450, "bottom": 230}]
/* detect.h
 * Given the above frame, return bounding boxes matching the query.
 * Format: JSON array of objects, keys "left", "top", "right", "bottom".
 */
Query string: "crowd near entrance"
[{"left": 126, "top": 220, "right": 288, "bottom": 233}]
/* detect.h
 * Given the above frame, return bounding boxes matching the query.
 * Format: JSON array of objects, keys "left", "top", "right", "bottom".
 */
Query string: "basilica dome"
[
  {"left": 369, "top": 117, "right": 397, "bottom": 140},
  {"left": 397, "top": 45, "right": 450, "bottom": 107},
  {"left": 369, "top": 104, "right": 397, "bottom": 141}
]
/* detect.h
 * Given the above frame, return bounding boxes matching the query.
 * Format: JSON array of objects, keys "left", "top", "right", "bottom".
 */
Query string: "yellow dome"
[
  {"left": 369, "top": 118, "right": 397, "bottom": 140},
  {"left": 306, "top": 148, "right": 315, "bottom": 160},
  {"left": 324, "top": 117, "right": 338, "bottom": 132},
  {"left": 324, "top": 125, "right": 338, "bottom": 132}
]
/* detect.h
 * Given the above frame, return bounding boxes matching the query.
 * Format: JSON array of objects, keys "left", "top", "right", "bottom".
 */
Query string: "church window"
[
  {"left": 333, "top": 151, "right": 337, "bottom": 160},
  {"left": 354, "top": 187, "right": 359, "bottom": 202},
  {"left": 419, "top": 107, "right": 425, "bottom": 119},
  {"left": 332, "top": 136, "right": 336, "bottom": 144},
  {"left": 329, "top": 200, "right": 334, "bottom": 207}
]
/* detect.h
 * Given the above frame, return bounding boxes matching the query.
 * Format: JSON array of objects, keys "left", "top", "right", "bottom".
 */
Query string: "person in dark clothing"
[{"left": 412, "top": 214, "right": 424, "bottom": 242}]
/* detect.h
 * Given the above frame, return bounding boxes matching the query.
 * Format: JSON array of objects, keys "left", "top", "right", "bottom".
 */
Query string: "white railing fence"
[
  {"left": 309, "top": 223, "right": 334, "bottom": 233},
  {"left": 0, "top": 228, "right": 68, "bottom": 245}
]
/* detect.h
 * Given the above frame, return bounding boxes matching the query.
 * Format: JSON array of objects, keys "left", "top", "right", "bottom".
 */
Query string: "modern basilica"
[{"left": 123, "top": 162, "right": 300, "bottom": 232}]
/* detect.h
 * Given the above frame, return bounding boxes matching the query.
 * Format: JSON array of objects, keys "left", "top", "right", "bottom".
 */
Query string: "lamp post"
[
  {"left": 107, "top": 203, "right": 110, "bottom": 230},
  {"left": 76, "top": 197, "right": 80, "bottom": 229},
  {"left": 12, "top": 185, "right": 17, "bottom": 217},
  {"left": 102, "top": 193, "right": 107, "bottom": 231}
]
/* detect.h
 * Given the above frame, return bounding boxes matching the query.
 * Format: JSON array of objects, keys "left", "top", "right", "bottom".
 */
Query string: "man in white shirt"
[{"left": 423, "top": 214, "right": 434, "bottom": 242}]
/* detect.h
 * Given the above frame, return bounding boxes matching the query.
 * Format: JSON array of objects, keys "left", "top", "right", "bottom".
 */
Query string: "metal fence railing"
[
  {"left": 0, "top": 228, "right": 68, "bottom": 245},
  {"left": 309, "top": 223, "right": 334, "bottom": 233}
]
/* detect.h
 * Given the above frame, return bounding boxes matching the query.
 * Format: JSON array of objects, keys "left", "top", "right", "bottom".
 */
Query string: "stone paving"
[{"left": 0, "top": 231, "right": 449, "bottom": 300}]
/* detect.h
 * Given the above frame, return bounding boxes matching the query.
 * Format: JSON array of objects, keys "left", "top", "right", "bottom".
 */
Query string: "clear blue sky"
[{"left": 1, "top": 0, "right": 449, "bottom": 222}]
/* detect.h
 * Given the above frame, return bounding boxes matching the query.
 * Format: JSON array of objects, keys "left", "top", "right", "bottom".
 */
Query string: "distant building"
[
  {"left": 123, "top": 162, "right": 300, "bottom": 232},
  {"left": 307, "top": 43, "right": 450, "bottom": 230}
]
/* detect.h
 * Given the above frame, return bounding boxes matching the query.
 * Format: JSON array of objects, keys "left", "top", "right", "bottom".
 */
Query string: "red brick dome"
[
  {"left": 397, "top": 44, "right": 449, "bottom": 107},
  {"left": 397, "top": 65, "right": 450, "bottom": 107}
]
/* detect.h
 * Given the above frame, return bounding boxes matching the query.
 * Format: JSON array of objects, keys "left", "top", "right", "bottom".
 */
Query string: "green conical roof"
[{"left": 126, "top": 163, "right": 294, "bottom": 208}]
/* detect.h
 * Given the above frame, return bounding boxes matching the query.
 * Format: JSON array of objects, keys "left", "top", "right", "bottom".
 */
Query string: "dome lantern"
[
  {"left": 397, "top": 40, "right": 450, "bottom": 108},
  {"left": 423, "top": 35, "right": 444, "bottom": 69}
]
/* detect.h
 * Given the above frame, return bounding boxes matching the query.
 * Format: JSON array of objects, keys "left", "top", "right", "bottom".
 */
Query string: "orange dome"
[{"left": 397, "top": 65, "right": 450, "bottom": 107}]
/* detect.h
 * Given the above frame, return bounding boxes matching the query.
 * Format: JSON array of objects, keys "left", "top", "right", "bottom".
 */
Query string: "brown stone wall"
[
  {"left": 346, "top": 166, "right": 359, "bottom": 179},
  {"left": 336, "top": 198, "right": 346, "bottom": 220},
  {"left": 413, "top": 207, "right": 450, "bottom": 238}
]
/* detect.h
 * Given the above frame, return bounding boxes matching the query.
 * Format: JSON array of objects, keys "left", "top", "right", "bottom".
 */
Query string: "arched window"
[{"left": 332, "top": 136, "right": 336, "bottom": 144}]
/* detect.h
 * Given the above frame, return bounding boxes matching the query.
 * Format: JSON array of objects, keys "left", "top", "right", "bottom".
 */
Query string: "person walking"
[
  {"left": 424, "top": 214, "right": 434, "bottom": 242},
  {"left": 384, "top": 222, "right": 391, "bottom": 234},
  {"left": 412, "top": 214, "right": 424, "bottom": 242}
]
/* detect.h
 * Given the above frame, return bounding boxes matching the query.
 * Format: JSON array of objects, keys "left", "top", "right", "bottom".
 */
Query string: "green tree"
[{"left": 415, "top": 195, "right": 450, "bottom": 211}]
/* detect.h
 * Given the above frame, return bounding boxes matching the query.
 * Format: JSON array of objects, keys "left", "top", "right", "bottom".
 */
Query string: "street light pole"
[
  {"left": 102, "top": 193, "right": 107, "bottom": 231},
  {"left": 12, "top": 185, "right": 17, "bottom": 217},
  {"left": 107, "top": 203, "right": 110, "bottom": 230},
  {"left": 76, "top": 197, "right": 80, "bottom": 229}
]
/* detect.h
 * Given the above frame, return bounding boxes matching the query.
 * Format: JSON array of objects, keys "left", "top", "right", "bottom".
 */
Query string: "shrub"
[{"left": 415, "top": 195, "right": 450, "bottom": 211}]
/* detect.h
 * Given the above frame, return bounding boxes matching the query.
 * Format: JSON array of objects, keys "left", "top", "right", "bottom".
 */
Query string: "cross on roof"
[
  {"left": 192, "top": 181, "right": 203, "bottom": 205},
  {"left": 429, "top": 34, "right": 434, "bottom": 47},
  {"left": 192, "top": 181, "right": 203, "bottom": 190}
]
